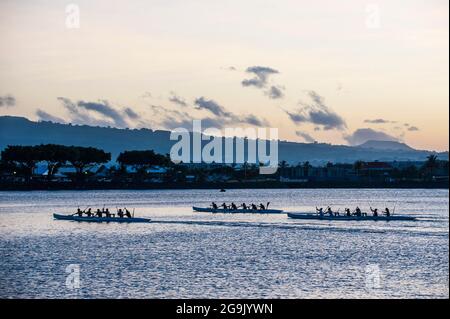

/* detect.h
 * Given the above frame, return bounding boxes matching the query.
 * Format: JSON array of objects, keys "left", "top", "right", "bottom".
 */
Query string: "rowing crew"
[
  {"left": 73, "top": 207, "right": 133, "bottom": 218},
  {"left": 316, "top": 206, "right": 391, "bottom": 217},
  {"left": 211, "top": 202, "right": 270, "bottom": 210}
]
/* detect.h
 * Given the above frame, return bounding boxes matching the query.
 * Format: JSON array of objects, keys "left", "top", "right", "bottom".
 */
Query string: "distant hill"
[
  {"left": 0, "top": 116, "right": 447, "bottom": 165},
  {"left": 358, "top": 140, "right": 414, "bottom": 151}
]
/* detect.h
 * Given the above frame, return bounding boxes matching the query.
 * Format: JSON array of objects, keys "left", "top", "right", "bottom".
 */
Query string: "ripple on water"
[{"left": 0, "top": 189, "right": 448, "bottom": 298}]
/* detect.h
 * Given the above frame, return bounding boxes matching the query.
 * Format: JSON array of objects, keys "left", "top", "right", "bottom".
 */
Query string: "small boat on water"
[
  {"left": 287, "top": 212, "right": 416, "bottom": 221},
  {"left": 53, "top": 213, "right": 151, "bottom": 223},
  {"left": 193, "top": 206, "right": 284, "bottom": 214}
]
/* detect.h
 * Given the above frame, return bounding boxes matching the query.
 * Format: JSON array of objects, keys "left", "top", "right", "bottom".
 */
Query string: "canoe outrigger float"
[
  {"left": 53, "top": 213, "right": 151, "bottom": 223},
  {"left": 193, "top": 206, "right": 284, "bottom": 214},
  {"left": 287, "top": 212, "right": 416, "bottom": 221}
]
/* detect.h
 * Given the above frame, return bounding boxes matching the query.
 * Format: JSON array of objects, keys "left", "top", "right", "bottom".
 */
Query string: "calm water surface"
[{"left": 0, "top": 189, "right": 448, "bottom": 298}]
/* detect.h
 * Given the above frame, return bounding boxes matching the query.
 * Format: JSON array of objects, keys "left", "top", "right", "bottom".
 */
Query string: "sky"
[{"left": 0, "top": 0, "right": 448, "bottom": 151}]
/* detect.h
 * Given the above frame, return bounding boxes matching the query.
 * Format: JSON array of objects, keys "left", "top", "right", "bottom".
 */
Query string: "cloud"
[
  {"left": 57, "top": 97, "right": 101, "bottom": 126},
  {"left": 162, "top": 115, "right": 267, "bottom": 130},
  {"left": 124, "top": 107, "right": 139, "bottom": 120},
  {"left": 308, "top": 91, "right": 325, "bottom": 105},
  {"left": 153, "top": 103, "right": 226, "bottom": 130},
  {"left": 161, "top": 117, "right": 197, "bottom": 130},
  {"left": 408, "top": 126, "right": 419, "bottom": 131},
  {"left": 57, "top": 97, "right": 140, "bottom": 128},
  {"left": 141, "top": 91, "right": 152, "bottom": 98},
  {"left": 162, "top": 116, "right": 238, "bottom": 130},
  {"left": 265, "top": 86, "right": 284, "bottom": 99},
  {"left": 169, "top": 93, "right": 188, "bottom": 107},
  {"left": 286, "top": 110, "right": 308, "bottom": 123},
  {"left": 364, "top": 118, "right": 395, "bottom": 124},
  {"left": 243, "top": 114, "right": 269, "bottom": 126},
  {"left": 77, "top": 100, "right": 128, "bottom": 127},
  {"left": 344, "top": 128, "right": 399, "bottom": 145},
  {"left": 148, "top": 96, "right": 270, "bottom": 131},
  {"left": 241, "top": 66, "right": 285, "bottom": 100},
  {"left": 194, "top": 97, "right": 231, "bottom": 117},
  {"left": 286, "top": 91, "right": 347, "bottom": 130},
  {"left": 198, "top": 117, "right": 229, "bottom": 129},
  {"left": 296, "top": 131, "right": 315, "bottom": 143},
  {"left": 242, "top": 66, "right": 279, "bottom": 88},
  {"left": 0, "top": 95, "right": 15, "bottom": 107},
  {"left": 148, "top": 104, "right": 211, "bottom": 129},
  {"left": 36, "top": 109, "right": 66, "bottom": 123},
  {"left": 195, "top": 96, "right": 271, "bottom": 126},
  {"left": 149, "top": 104, "right": 191, "bottom": 120}
]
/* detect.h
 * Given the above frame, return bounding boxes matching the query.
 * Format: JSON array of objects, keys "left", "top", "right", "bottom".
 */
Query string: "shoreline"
[{"left": 0, "top": 181, "right": 448, "bottom": 191}]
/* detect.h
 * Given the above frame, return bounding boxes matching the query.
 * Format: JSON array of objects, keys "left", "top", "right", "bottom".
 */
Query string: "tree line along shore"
[{"left": 0, "top": 144, "right": 448, "bottom": 190}]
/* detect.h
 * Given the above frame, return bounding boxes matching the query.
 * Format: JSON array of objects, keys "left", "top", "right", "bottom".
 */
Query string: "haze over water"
[{"left": 0, "top": 189, "right": 448, "bottom": 298}]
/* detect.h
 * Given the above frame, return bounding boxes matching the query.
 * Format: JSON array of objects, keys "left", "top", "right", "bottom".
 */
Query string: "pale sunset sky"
[{"left": 0, "top": 0, "right": 448, "bottom": 151}]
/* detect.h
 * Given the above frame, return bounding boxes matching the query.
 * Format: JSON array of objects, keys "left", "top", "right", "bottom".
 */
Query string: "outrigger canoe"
[
  {"left": 53, "top": 213, "right": 151, "bottom": 223},
  {"left": 287, "top": 212, "right": 416, "bottom": 221},
  {"left": 193, "top": 206, "right": 284, "bottom": 214}
]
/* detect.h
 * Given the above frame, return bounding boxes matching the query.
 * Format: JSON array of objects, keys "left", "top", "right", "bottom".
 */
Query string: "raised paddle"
[{"left": 78, "top": 205, "right": 89, "bottom": 214}]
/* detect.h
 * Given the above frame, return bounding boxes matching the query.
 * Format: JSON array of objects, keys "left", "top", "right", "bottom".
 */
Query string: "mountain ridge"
[
  {"left": 357, "top": 140, "right": 415, "bottom": 151},
  {"left": 0, "top": 116, "right": 447, "bottom": 165}
]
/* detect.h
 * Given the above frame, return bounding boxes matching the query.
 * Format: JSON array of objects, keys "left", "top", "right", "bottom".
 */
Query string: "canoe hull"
[
  {"left": 193, "top": 206, "right": 284, "bottom": 214},
  {"left": 287, "top": 212, "right": 416, "bottom": 221},
  {"left": 53, "top": 213, "right": 151, "bottom": 223}
]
